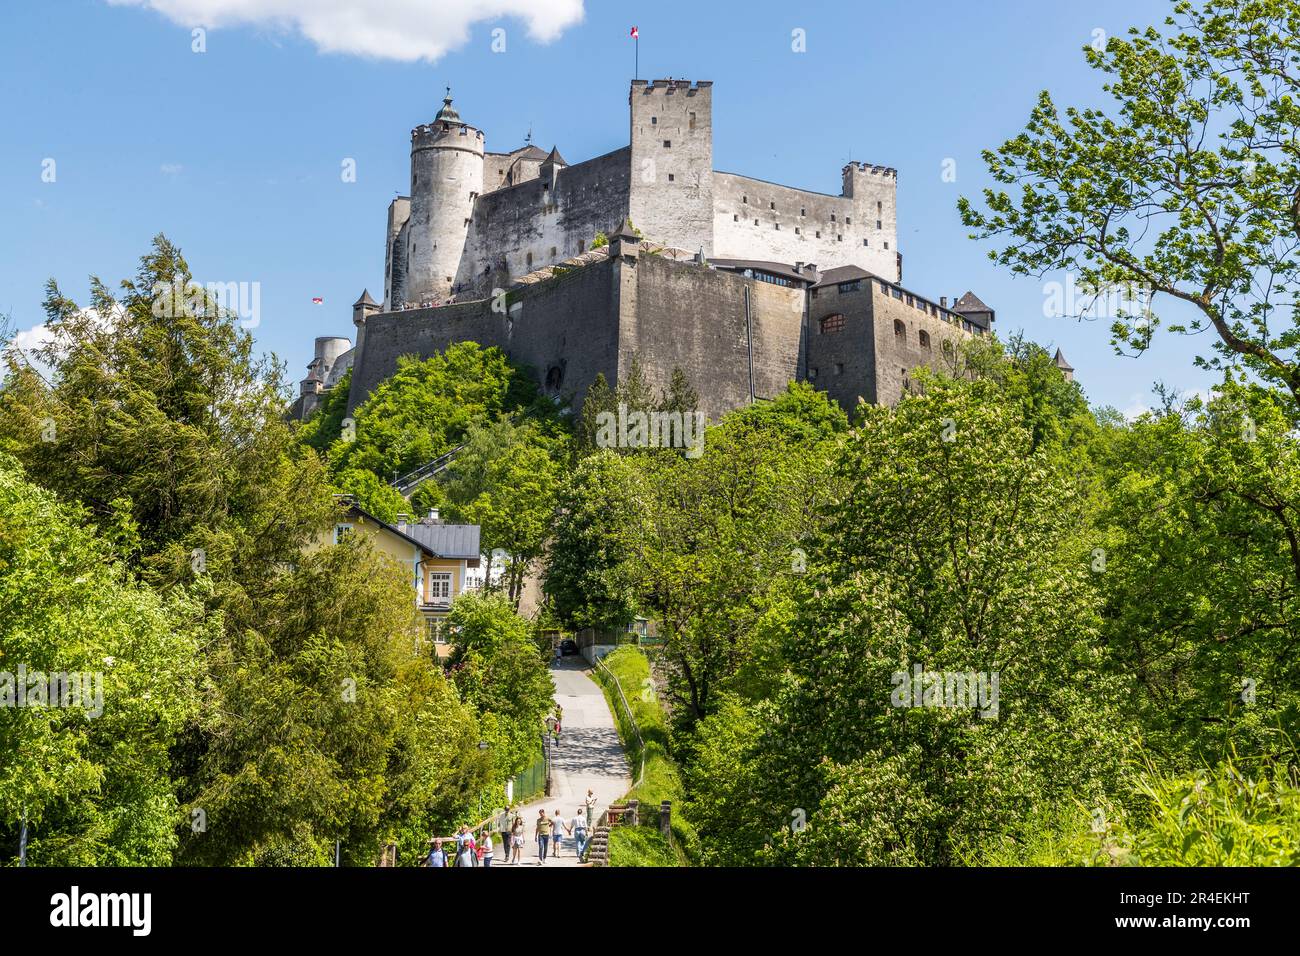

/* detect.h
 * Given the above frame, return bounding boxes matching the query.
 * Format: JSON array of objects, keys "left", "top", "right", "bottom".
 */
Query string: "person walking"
[
  {"left": 426, "top": 838, "right": 447, "bottom": 868},
  {"left": 499, "top": 809, "right": 513, "bottom": 866},
  {"left": 585, "top": 789, "right": 597, "bottom": 829},
  {"left": 572, "top": 809, "right": 588, "bottom": 859},
  {"left": 456, "top": 826, "right": 476, "bottom": 868},
  {"left": 535, "top": 809, "right": 552, "bottom": 864},
  {"left": 552, "top": 808, "right": 570, "bottom": 857},
  {"left": 479, "top": 830, "right": 493, "bottom": 868},
  {"left": 511, "top": 815, "right": 525, "bottom": 864}
]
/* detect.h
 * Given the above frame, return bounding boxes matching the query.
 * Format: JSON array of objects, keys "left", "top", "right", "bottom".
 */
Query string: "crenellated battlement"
[
  {"left": 842, "top": 161, "right": 897, "bottom": 178},
  {"left": 630, "top": 78, "right": 713, "bottom": 97}
]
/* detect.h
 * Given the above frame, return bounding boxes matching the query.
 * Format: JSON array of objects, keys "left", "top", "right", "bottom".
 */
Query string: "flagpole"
[{"left": 635, "top": 36, "right": 639, "bottom": 80}]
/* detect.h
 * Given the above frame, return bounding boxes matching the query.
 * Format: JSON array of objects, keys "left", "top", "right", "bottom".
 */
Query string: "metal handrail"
[{"left": 595, "top": 654, "right": 646, "bottom": 789}]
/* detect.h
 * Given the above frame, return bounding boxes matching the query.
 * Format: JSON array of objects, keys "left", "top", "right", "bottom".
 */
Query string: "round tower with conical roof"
[{"left": 405, "top": 88, "right": 485, "bottom": 306}]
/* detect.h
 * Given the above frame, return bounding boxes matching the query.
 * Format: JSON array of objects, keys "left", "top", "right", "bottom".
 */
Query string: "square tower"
[{"left": 627, "top": 79, "right": 714, "bottom": 255}]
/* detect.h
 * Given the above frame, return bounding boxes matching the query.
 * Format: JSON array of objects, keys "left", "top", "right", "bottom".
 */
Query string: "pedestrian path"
[{"left": 495, "top": 656, "right": 631, "bottom": 867}]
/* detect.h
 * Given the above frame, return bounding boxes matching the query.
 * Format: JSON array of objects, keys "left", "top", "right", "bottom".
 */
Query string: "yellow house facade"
[{"left": 315, "top": 499, "right": 481, "bottom": 656}]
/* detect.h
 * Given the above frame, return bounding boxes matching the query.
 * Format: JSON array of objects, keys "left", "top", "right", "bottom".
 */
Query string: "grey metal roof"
[
  {"left": 953, "top": 291, "right": 993, "bottom": 314},
  {"left": 399, "top": 520, "right": 481, "bottom": 560},
  {"left": 542, "top": 145, "right": 568, "bottom": 166},
  {"left": 710, "top": 258, "right": 820, "bottom": 284}
]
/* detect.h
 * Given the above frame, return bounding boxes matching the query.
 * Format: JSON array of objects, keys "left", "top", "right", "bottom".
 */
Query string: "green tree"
[
  {"left": 0, "top": 453, "right": 204, "bottom": 865},
  {"left": 960, "top": 0, "right": 1300, "bottom": 406}
]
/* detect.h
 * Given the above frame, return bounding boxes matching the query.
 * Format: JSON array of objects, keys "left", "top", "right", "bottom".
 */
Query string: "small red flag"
[
  {"left": 630, "top": 26, "right": 639, "bottom": 39},
  {"left": 311, "top": 297, "right": 324, "bottom": 305}
]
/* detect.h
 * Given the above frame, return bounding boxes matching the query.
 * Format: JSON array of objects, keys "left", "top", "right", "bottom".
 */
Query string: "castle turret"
[
  {"left": 628, "top": 79, "right": 714, "bottom": 255},
  {"left": 352, "top": 289, "right": 379, "bottom": 356},
  {"left": 405, "top": 89, "right": 485, "bottom": 305}
]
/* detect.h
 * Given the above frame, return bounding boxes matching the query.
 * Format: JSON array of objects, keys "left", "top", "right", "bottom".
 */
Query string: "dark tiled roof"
[
  {"left": 953, "top": 291, "right": 992, "bottom": 314},
  {"left": 542, "top": 145, "right": 568, "bottom": 166},
  {"left": 710, "top": 258, "right": 819, "bottom": 284},
  {"left": 810, "top": 265, "right": 875, "bottom": 288},
  {"left": 1053, "top": 348, "right": 1074, "bottom": 371},
  {"left": 353, "top": 288, "right": 378, "bottom": 308}
]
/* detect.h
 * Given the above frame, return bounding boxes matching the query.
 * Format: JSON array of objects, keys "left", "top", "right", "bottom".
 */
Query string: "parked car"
[{"left": 559, "top": 639, "right": 578, "bottom": 656}]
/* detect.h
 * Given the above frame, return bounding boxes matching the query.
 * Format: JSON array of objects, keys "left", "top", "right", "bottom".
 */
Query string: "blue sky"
[{"left": 0, "top": 0, "right": 1219, "bottom": 415}]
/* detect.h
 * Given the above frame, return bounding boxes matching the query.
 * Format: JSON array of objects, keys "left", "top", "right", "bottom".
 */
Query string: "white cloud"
[
  {"left": 160, "top": 163, "right": 184, "bottom": 175},
  {"left": 108, "top": 0, "right": 585, "bottom": 62}
]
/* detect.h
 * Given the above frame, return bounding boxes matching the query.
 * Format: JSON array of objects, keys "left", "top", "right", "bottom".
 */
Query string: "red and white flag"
[
  {"left": 311, "top": 297, "right": 324, "bottom": 305},
  {"left": 630, "top": 26, "right": 639, "bottom": 39}
]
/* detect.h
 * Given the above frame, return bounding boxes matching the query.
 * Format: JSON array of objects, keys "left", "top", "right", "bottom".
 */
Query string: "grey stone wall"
[
  {"left": 806, "top": 279, "right": 877, "bottom": 409},
  {"left": 616, "top": 251, "right": 803, "bottom": 419},
  {"left": 453, "top": 147, "right": 632, "bottom": 299},
  {"left": 712, "top": 167, "right": 898, "bottom": 280},
  {"left": 348, "top": 254, "right": 623, "bottom": 415},
  {"left": 867, "top": 280, "right": 973, "bottom": 407}
]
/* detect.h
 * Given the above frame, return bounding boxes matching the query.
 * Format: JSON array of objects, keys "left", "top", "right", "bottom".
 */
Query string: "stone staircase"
[{"left": 586, "top": 825, "right": 612, "bottom": 866}]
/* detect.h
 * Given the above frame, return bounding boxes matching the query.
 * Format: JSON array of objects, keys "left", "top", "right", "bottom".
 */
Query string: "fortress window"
[
  {"left": 837, "top": 280, "right": 861, "bottom": 294},
  {"left": 651, "top": 116, "right": 657, "bottom": 124},
  {"left": 877, "top": 219, "right": 883, "bottom": 229},
  {"left": 815, "top": 230, "right": 821, "bottom": 238},
  {"left": 837, "top": 234, "right": 843, "bottom": 241},
  {"left": 550, "top": 246, "right": 557, "bottom": 257},
  {"left": 733, "top": 214, "right": 739, "bottom": 222},
  {"left": 754, "top": 219, "right": 759, "bottom": 226},
  {"left": 795, "top": 227, "right": 800, "bottom": 234},
  {"left": 526, "top": 252, "right": 533, "bottom": 267},
  {"left": 834, "top": 363, "right": 844, "bottom": 375},
  {"left": 894, "top": 320, "right": 906, "bottom": 338},
  {"left": 808, "top": 367, "right": 818, "bottom": 380},
  {"left": 919, "top": 330, "right": 931, "bottom": 349},
  {"left": 831, "top": 214, "right": 836, "bottom": 222},
  {"left": 689, "top": 112, "right": 696, "bottom": 130},
  {"left": 846, "top": 217, "right": 852, "bottom": 225},
  {"left": 892, "top": 287, "right": 902, "bottom": 300},
  {"left": 770, "top": 201, "right": 775, "bottom": 210},
  {"left": 884, "top": 242, "right": 890, "bottom": 249},
  {"left": 668, "top": 174, "right": 675, "bottom": 182},
  {"left": 863, "top": 239, "right": 869, "bottom": 246},
  {"left": 664, "top": 139, "right": 672, "bottom": 148},
  {"left": 877, "top": 201, "right": 883, "bottom": 213},
  {"left": 775, "top": 223, "right": 780, "bottom": 230},
  {"left": 800, "top": 207, "right": 806, "bottom": 216},
  {"left": 820, "top": 314, "right": 846, "bottom": 334},
  {"left": 742, "top": 195, "right": 747, "bottom": 204}
]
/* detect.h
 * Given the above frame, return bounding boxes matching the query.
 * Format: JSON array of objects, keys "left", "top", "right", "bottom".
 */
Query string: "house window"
[
  {"left": 426, "top": 618, "right": 449, "bottom": 644},
  {"left": 919, "top": 330, "right": 931, "bottom": 349},
  {"left": 894, "top": 319, "right": 906, "bottom": 338},
  {"left": 428, "top": 572, "right": 452, "bottom": 602},
  {"left": 837, "top": 280, "right": 861, "bottom": 294},
  {"left": 333, "top": 523, "right": 354, "bottom": 544},
  {"left": 820, "top": 313, "right": 846, "bottom": 334}
]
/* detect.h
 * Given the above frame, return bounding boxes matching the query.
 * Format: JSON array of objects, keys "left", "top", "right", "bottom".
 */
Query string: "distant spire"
[{"left": 435, "top": 87, "right": 460, "bottom": 124}]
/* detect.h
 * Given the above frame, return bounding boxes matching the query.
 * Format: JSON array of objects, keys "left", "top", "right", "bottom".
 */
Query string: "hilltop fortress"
[{"left": 295, "top": 80, "right": 1015, "bottom": 422}]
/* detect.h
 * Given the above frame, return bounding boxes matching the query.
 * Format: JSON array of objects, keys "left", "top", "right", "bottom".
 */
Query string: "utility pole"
[{"left": 19, "top": 807, "right": 28, "bottom": 866}]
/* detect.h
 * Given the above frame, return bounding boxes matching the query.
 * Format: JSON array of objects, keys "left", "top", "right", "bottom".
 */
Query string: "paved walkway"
[{"left": 495, "top": 655, "right": 631, "bottom": 867}]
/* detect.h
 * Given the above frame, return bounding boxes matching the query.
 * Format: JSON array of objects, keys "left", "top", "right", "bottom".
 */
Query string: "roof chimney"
[
  {"left": 794, "top": 261, "right": 804, "bottom": 274},
  {"left": 940, "top": 296, "right": 947, "bottom": 308}
]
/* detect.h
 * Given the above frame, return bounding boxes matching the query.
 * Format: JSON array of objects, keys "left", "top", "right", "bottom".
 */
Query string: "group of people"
[{"left": 426, "top": 790, "right": 600, "bottom": 867}]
